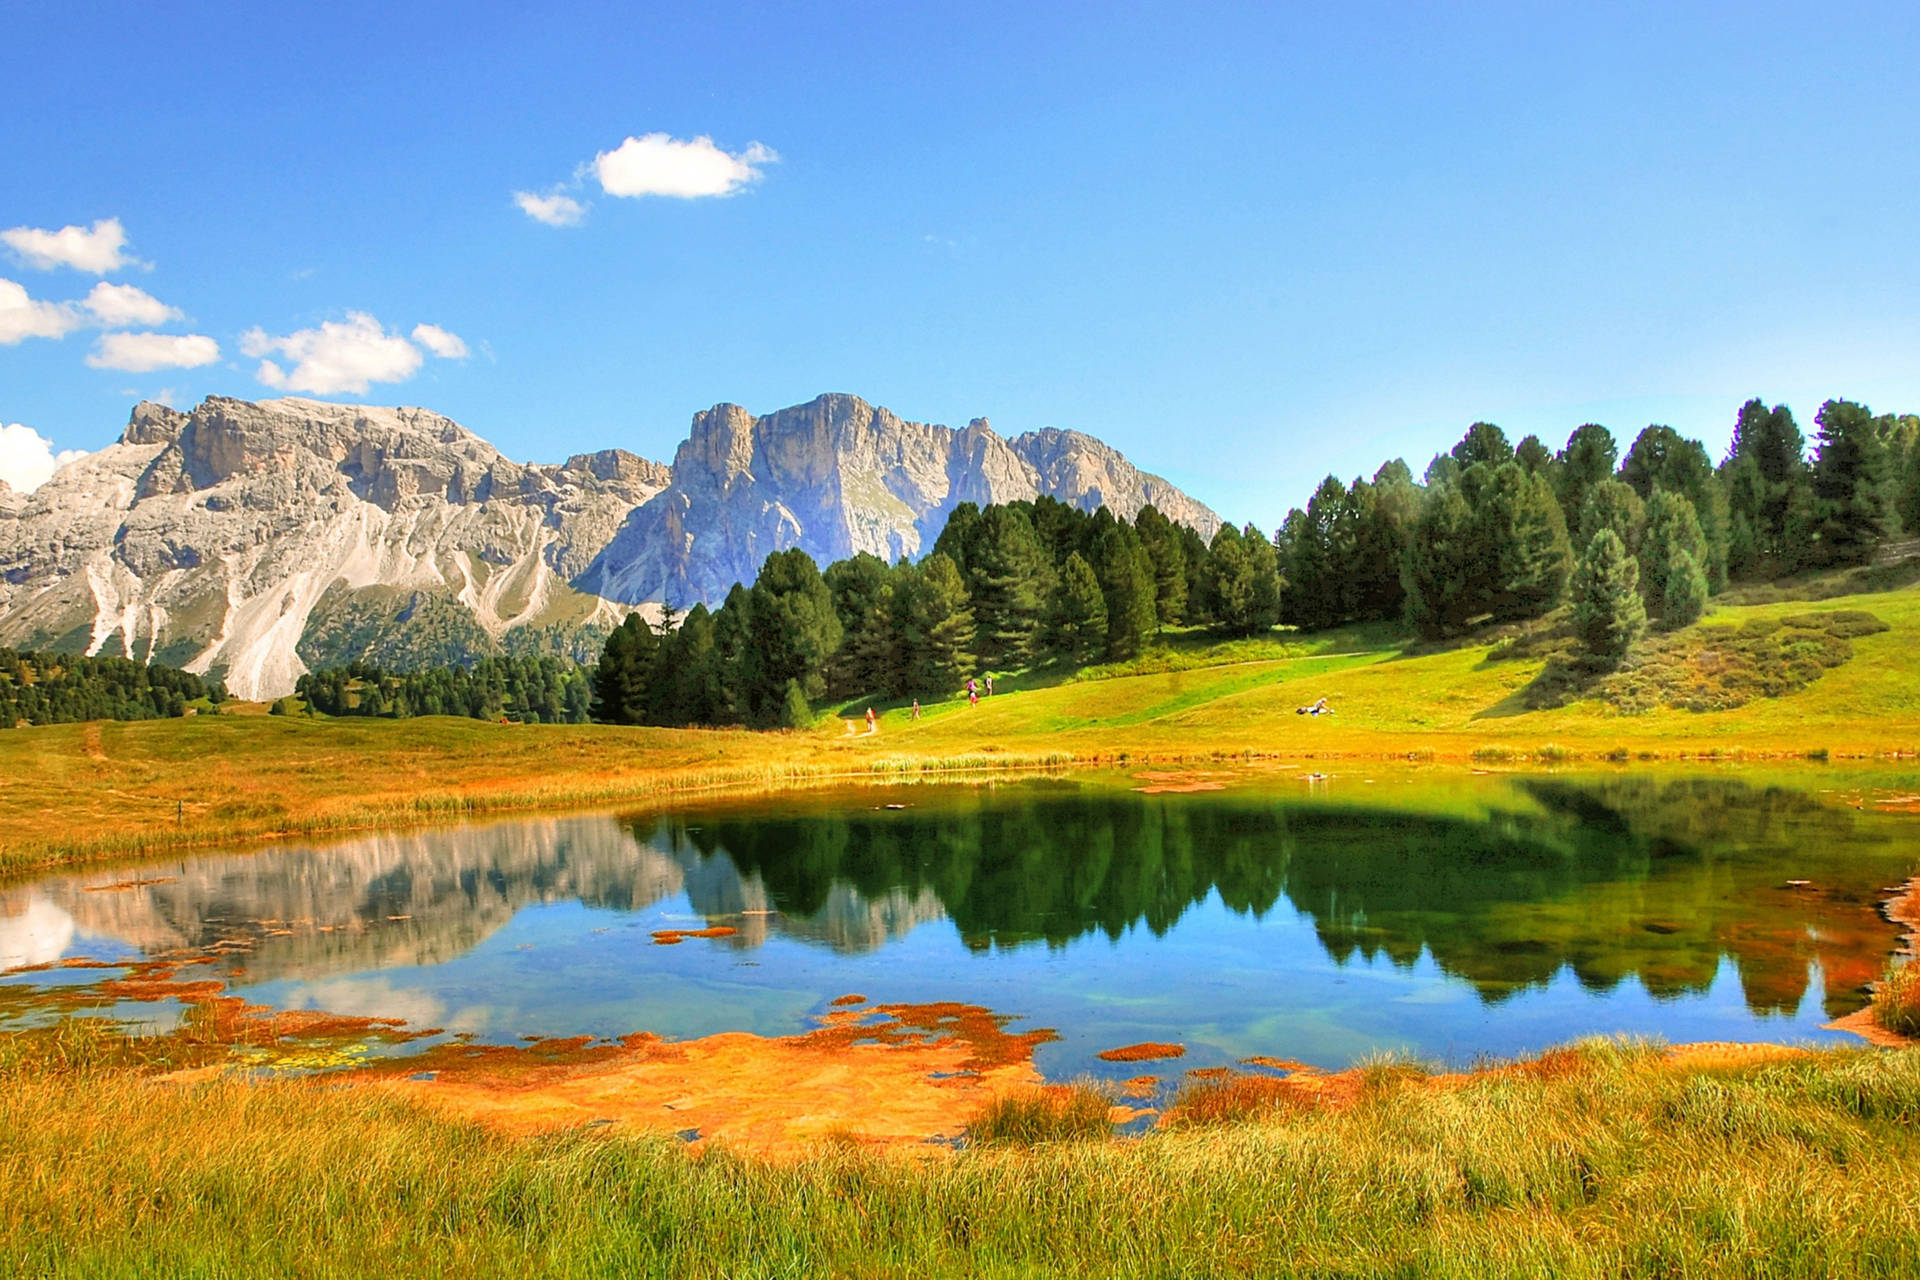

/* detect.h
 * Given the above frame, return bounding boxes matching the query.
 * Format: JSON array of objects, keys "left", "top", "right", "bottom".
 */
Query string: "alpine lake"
[{"left": 4, "top": 767, "right": 1917, "bottom": 1094}]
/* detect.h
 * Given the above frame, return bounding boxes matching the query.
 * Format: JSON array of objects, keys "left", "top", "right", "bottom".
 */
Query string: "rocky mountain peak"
[
  {"left": 1, "top": 391, "right": 1216, "bottom": 699},
  {"left": 120, "top": 401, "right": 188, "bottom": 447}
]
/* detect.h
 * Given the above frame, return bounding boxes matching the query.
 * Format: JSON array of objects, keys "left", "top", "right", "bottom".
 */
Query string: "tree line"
[
  {"left": 292, "top": 656, "right": 593, "bottom": 723},
  {"left": 592, "top": 495, "right": 1284, "bottom": 728},
  {"left": 1273, "top": 397, "right": 1918, "bottom": 665},
  {"left": 0, "top": 648, "right": 225, "bottom": 728}
]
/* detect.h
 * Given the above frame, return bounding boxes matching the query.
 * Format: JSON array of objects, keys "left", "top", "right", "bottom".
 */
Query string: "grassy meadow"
[{"left": 2, "top": 1036, "right": 1918, "bottom": 1278}]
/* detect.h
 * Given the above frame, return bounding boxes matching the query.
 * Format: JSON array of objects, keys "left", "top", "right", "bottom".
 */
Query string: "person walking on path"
[
  {"left": 969, "top": 686, "right": 978, "bottom": 708},
  {"left": 911, "top": 699, "right": 921, "bottom": 720},
  {"left": 865, "top": 706, "right": 879, "bottom": 735},
  {"left": 984, "top": 673, "right": 994, "bottom": 696}
]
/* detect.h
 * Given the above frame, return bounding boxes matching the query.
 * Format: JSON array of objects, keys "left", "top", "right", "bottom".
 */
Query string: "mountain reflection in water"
[{"left": 3, "top": 775, "right": 1912, "bottom": 1043}]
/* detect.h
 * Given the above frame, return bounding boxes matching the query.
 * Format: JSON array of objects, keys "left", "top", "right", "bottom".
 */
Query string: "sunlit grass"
[{"left": 3, "top": 1043, "right": 1918, "bottom": 1277}]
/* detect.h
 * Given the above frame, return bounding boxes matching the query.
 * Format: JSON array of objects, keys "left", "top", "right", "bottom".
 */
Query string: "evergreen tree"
[
  {"left": 1571, "top": 529, "right": 1647, "bottom": 666},
  {"left": 1577, "top": 480, "right": 1647, "bottom": 560},
  {"left": 823, "top": 552, "right": 895, "bottom": 697},
  {"left": 1640, "top": 490, "right": 1708, "bottom": 613},
  {"left": 1809, "top": 398, "right": 1890, "bottom": 567},
  {"left": 1177, "top": 523, "right": 1211, "bottom": 626},
  {"left": 1349, "top": 461, "right": 1417, "bottom": 622},
  {"left": 930, "top": 501, "right": 984, "bottom": 573},
  {"left": 1243, "top": 523, "right": 1283, "bottom": 632},
  {"left": 590, "top": 612, "right": 657, "bottom": 725},
  {"left": 1722, "top": 399, "right": 1808, "bottom": 575},
  {"left": 1620, "top": 425, "right": 1728, "bottom": 589},
  {"left": 1514, "top": 434, "right": 1553, "bottom": 475},
  {"left": 648, "top": 602, "right": 727, "bottom": 725},
  {"left": 1451, "top": 422, "right": 1514, "bottom": 471},
  {"left": 1133, "top": 504, "right": 1189, "bottom": 628},
  {"left": 893, "top": 553, "right": 974, "bottom": 696},
  {"left": 1093, "top": 520, "right": 1158, "bottom": 658},
  {"left": 1480, "top": 463, "right": 1572, "bottom": 621},
  {"left": 711, "top": 583, "right": 754, "bottom": 723},
  {"left": 1662, "top": 549, "right": 1709, "bottom": 630},
  {"left": 1402, "top": 483, "right": 1480, "bottom": 640},
  {"left": 1554, "top": 423, "right": 1618, "bottom": 533},
  {"left": 743, "top": 548, "right": 842, "bottom": 726},
  {"left": 965, "top": 504, "right": 1053, "bottom": 668},
  {"left": 1050, "top": 550, "right": 1109, "bottom": 662},
  {"left": 779, "top": 678, "right": 813, "bottom": 730},
  {"left": 1286, "top": 476, "right": 1347, "bottom": 629},
  {"left": 1201, "top": 524, "right": 1255, "bottom": 634}
]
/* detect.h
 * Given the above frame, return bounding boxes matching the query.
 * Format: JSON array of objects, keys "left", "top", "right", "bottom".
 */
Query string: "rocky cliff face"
[
  {"left": 0, "top": 392, "right": 1218, "bottom": 698},
  {"left": 0, "top": 397, "right": 668, "bottom": 698},
  {"left": 581, "top": 393, "right": 1221, "bottom": 606}
]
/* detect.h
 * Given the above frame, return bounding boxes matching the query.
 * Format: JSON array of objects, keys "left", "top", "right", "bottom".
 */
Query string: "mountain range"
[{"left": 0, "top": 393, "right": 1219, "bottom": 699}]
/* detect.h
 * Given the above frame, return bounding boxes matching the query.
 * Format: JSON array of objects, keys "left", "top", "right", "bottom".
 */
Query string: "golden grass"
[{"left": 3, "top": 1042, "right": 1917, "bottom": 1277}]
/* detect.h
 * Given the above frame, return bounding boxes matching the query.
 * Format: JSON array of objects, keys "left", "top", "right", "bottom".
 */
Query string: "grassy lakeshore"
[
  {"left": 6, "top": 580, "right": 1920, "bottom": 878},
  {"left": 2, "top": 1039, "right": 1918, "bottom": 1278}
]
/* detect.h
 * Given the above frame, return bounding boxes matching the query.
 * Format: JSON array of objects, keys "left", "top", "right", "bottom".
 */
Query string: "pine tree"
[
  {"left": 1050, "top": 550, "right": 1109, "bottom": 662},
  {"left": 710, "top": 583, "right": 754, "bottom": 723},
  {"left": 1092, "top": 520, "right": 1157, "bottom": 658},
  {"left": 1577, "top": 480, "right": 1647, "bottom": 560},
  {"left": 893, "top": 553, "right": 974, "bottom": 697},
  {"left": 1133, "top": 505, "right": 1189, "bottom": 628},
  {"left": 1481, "top": 463, "right": 1572, "bottom": 621},
  {"left": 1554, "top": 423, "right": 1618, "bottom": 532},
  {"left": 1402, "top": 483, "right": 1479, "bottom": 639},
  {"left": 1451, "top": 422, "right": 1514, "bottom": 471},
  {"left": 779, "top": 678, "right": 813, "bottom": 730},
  {"left": 1662, "top": 549, "right": 1709, "bottom": 630},
  {"left": 743, "top": 549, "right": 842, "bottom": 726},
  {"left": 930, "top": 501, "right": 984, "bottom": 574},
  {"left": 1640, "top": 490, "right": 1708, "bottom": 613},
  {"left": 1243, "top": 523, "right": 1283, "bottom": 632},
  {"left": 1722, "top": 399, "right": 1808, "bottom": 576},
  {"left": 1809, "top": 398, "right": 1890, "bottom": 567},
  {"left": 966, "top": 505, "right": 1052, "bottom": 668},
  {"left": 823, "top": 552, "right": 895, "bottom": 697},
  {"left": 1572, "top": 529, "right": 1647, "bottom": 666},
  {"left": 590, "top": 611, "right": 657, "bottom": 725},
  {"left": 1287, "top": 476, "right": 1347, "bottom": 630},
  {"left": 1620, "top": 425, "right": 1729, "bottom": 589},
  {"left": 1201, "top": 524, "right": 1255, "bottom": 633}
]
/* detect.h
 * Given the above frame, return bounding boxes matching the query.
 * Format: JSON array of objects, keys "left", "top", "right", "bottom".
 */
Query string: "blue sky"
[{"left": 3, "top": 1, "right": 1917, "bottom": 525}]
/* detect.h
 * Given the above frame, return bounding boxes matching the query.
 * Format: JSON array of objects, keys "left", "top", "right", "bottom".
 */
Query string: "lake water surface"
[{"left": 3, "top": 770, "right": 1915, "bottom": 1082}]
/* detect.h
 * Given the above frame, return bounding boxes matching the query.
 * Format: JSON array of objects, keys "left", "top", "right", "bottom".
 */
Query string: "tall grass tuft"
[
  {"left": 966, "top": 1082, "right": 1115, "bottom": 1147},
  {"left": 1873, "top": 960, "right": 1920, "bottom": 1038}
]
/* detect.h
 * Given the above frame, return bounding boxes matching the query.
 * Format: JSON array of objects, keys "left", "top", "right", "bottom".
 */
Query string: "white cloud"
[
  {"left": 410, "top": 323, "right": 469, "bottom": 359},
  {"left": 514, "top": 190, "right": 586, "bottom": 227},
  {"left": 0, "top": 424, "right": 88, "bottom": 494},
  {"left": 82, "top": 281, "right": 181, "bottom": 327},
  {"left": 87, "top": 331, "right": 220, "bottom": 373},
  {"left": 242, "top": 312, "right": 425, "bottom": 395},
  {"left": 0, "top": 278, "right": 82, "bottom": 344},
  {"left": 592, "top": 133, "right": 777, "bottom": 199},
  {"left": 1, "top": 217, "right": 138, "bottom": 274}
]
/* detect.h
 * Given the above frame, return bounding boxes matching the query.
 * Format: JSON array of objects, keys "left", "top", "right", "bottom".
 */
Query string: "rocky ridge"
[{"left": 0, "top": 393, "right": 1219, "bottom": 698}]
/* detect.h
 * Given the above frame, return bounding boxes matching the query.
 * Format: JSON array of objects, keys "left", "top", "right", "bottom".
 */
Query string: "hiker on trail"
[
  {"left": 911, "top": 699, "right": 921, "bottom": 720},
  {"left": 865, "top": 706, "right": 879, "bottom": 735},
  {"left": 984, "top": 673, "right": 994, "bottom": 696},
  {"left": 969, "top": 687, "right": 978, "bottom": 708}
]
